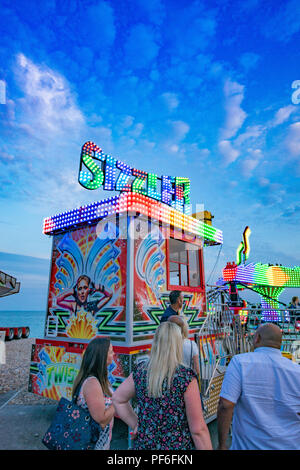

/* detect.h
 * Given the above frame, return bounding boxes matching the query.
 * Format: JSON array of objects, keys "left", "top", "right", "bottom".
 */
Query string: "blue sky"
[{"left": 1, "top": 0, "right": 300, "bottom": 310}]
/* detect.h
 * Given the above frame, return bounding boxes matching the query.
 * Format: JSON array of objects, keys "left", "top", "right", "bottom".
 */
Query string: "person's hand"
[{"left": 130, "top": 423, "right": 138, "bottom": 440}]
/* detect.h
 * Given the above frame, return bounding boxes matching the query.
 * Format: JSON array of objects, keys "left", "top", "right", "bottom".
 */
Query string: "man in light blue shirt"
[{"left": 217, "top": 323, "right": 300, "bottom": 450}]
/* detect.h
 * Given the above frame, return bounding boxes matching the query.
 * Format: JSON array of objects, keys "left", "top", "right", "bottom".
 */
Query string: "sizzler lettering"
[{"left": 78, "top": 141, "right": 191, "bottom": 215}]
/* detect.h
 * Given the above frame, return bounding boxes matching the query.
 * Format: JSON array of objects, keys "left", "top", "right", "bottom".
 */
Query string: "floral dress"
[
  {"left": 132, "top": 362, "right": 197, "bottom": 450},
  {"left": 77, "top": 376, "right": 114, "bottom": 450}
]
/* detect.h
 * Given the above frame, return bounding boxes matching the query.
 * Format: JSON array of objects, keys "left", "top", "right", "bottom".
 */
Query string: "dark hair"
[
  {"left": 169, "top": 290, "right": 182, "bottom": 305},
  {"left": 77, "top": 275, "right": 91, "bottom": 285},
  {"left": 72, "top": 337, "right": 112, "bottom": 398}
]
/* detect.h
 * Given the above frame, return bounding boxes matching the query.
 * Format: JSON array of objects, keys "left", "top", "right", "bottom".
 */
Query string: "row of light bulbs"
[{"left": 43, "top": 193, "right": 223, "bottom": 245}]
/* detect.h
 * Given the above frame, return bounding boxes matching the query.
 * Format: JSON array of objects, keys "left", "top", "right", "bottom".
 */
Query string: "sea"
[{"left": 0, "top": 311, "right": 45, "bottom": 338}]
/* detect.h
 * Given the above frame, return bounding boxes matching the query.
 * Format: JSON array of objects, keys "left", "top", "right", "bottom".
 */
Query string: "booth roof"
[{"left": 43, "top": 193, "right": 223, "bottom": 245}]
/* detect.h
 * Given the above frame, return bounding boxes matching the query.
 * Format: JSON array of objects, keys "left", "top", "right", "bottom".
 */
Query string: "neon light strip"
[
  {"left": 222, "top": 262, "right": 300, "bottom": 288},
  {"left": 43, "top": 193, "right": 223, "bottom": 244},
  {"left": 243, "top": 226, "right": 251, "bottom": 259}
]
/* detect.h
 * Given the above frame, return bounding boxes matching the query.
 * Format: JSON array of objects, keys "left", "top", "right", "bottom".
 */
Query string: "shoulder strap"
[
  {"left": 72, "top": 383, "right": 81, "bottom": 402},
  {"left": 72, "top": 376, "right": 96, "bottom": 402},
  {"left": 190, "top": 340, "right": 193, "bottom": 368}
]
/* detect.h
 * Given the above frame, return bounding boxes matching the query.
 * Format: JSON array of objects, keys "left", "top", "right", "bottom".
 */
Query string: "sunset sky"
[{"left": 1, "top": 0, "right": 300, "bottom": 309}]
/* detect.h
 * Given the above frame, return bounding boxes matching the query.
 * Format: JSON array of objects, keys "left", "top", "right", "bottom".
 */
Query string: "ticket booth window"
[{"left": 167, "top": 238, "right": 203, "bottom": 291}]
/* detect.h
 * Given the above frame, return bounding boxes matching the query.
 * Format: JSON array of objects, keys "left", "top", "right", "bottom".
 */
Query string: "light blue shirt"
[{"left": 220, "top": 347, "right": 300, "bottom": 450}]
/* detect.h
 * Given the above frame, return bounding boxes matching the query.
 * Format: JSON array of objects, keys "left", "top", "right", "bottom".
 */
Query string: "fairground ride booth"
[
  {"left": 0, "top": 271, "right": 20, "bottom": 298},
  {"left": 28, "top": 141, "right": 223, "bottom": 402},
  {"left": 0, "top": 271, "right": 24, "bottom": 341}
]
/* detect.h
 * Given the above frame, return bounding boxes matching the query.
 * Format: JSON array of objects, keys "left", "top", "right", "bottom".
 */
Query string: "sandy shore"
[{"left": 0, "top": 338, "right": 56, "bottom": 406}]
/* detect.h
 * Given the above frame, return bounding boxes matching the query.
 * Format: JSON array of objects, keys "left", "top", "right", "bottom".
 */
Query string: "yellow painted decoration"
[{"left": 66, "top": 309, "right": 98, "bottom": 339}]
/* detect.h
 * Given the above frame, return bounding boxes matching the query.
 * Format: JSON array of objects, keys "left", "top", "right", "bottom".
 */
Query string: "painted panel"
[
  {"left": 133, "top": 219, "right": 206, "bottom": 342},
  {"left": 28, "top": 341, "right": 150, "bottom": 400},
  {"left": 45, "top": 223, "right": 127, "bottom": 341},
  {"left": 29, "top": 343, "right": 83, "bottom": 400}
]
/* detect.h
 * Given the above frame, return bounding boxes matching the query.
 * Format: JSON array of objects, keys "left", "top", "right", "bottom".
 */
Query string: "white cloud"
[
  {"left": 218, "top": 140, "right": 240, "bottom": 165},
  {"left": 234, "top": 125, "right": 265, "bottom": 146},
  {"left": 238, "top": 148, "right": 263, "bottom": 178},
  {"left": 168, "top": 120, "right": 190, "bottom": 141},
  {"left": 27, "top": 164, "right": 88, "bottom": 211},
  {"left": 14, "top": 53, "right": 85, "bottom": 134},
  {"left": 258, "top": 177, "right": 270, "bottom": 187},
  {"left": 161, "top": 92, "right": 179, "bottom": 111},
  {"left": 270, "top": 105, "right": 296, "bottom": 127},
  {"left": 218, "top": 79, "right": 248, "bottom": 167},
  {"left": 286, "top": 121, "right": 300, "bottom": 157},
  {"left": 120, "top": 115, "right": 135, "bottom": 129},
  {"left": 239, "top": 52, "right": 260, "bottom": 71},
  {"left": 0, "top": 150, "right": 14, "bottom": 163},
  {"left": 220, "top": 79, "right": 247, "bottom": 140},
  {"left": 129, "top": 122, "right": 144, "bottom": 138},
  {"left": 254, "top": 176, "right": 286, "bottom": 206},
  {"left": 196, "top": 147, "right": 210, "bottom": 159},
  {"left": 161, "top": 120, "right": 190, "bottom": 158},
  {"left": 123, "top": 24, "right": 160, "bottom": 70},
  {"left": 168, "top": 144, "right": 179, "bottom": 153}
]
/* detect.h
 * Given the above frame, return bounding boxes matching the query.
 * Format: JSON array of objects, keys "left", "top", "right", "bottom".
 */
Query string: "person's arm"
[
  {"left": 83, "top": 377, "right": 115, "bottom": 429},
  {"left": 216, "top": 356, "right": 241, "bottom": 450},
  {"left": 184, "top": 378, "right": 213, "bottom": 450},
  {"left": 217, "top": 397, "right": 235, "bottom": 450},
  {"left": 112, "top": 373, "right": 138, "bottom": 430},
  {"left": 192, "top": 354, "right": 200, "bottom": 376},
  {"left": 95, "top": 286, "right": 113, "bottom": 311},
  {"left": 56, "top": 288, "right": 75, "bottom": 312},
  {"left": 192, "top": 342, "right": 200, "bottom": 376}
]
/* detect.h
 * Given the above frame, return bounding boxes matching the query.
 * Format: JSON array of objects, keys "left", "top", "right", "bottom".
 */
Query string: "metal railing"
[
  {"left": 195, "top": 304, "right": 252, "bottom": 397},
  {"left": 194, "top": 303, "right": 300, "bottom": 421},
  {"left": 195, "top": 304, "right": 300, "bottom": 394}
]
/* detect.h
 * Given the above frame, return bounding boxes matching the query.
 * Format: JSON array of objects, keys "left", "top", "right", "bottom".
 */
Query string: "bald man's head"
[{"left": 253, "top": 323, "right": 282, "bottom": 350}]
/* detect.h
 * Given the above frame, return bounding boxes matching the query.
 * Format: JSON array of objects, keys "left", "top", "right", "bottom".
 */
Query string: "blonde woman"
[
  {"left": 168, "top": 315, "right": 200, "bottom": 376},
  {"left": 112, "top": 322, "right": 212, "bottom": 450}
]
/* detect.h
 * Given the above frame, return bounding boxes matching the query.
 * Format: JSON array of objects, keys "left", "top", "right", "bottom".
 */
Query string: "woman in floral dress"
[
  {"left": 113, "top": 322, "right": 212, "bottom": 450},
  {"left": 72, "top": 337, "right": 115, "bottom": 450}
]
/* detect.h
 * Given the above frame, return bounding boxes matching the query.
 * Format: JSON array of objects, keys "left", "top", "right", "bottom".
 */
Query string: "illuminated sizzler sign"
[{"left": 78, "top": 141, "right": 191, "bottom": 215}]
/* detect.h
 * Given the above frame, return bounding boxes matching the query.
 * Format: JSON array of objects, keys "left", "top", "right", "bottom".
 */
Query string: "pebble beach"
[{"left": 0, "top": 338, "right": 55, "bottom": 406}]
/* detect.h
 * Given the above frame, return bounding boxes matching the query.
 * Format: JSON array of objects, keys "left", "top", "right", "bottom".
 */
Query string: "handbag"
[{"left": 42, "top": 386, "right": 102, "bottom": 450}]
